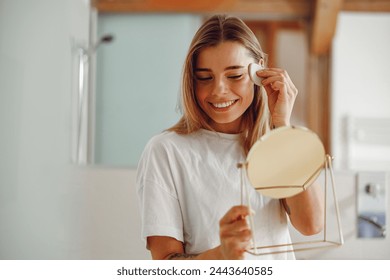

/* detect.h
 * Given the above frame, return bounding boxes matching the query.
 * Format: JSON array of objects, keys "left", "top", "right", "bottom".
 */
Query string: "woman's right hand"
[{"left": 219, "top": 205, "right": 252, "bottom": 260}]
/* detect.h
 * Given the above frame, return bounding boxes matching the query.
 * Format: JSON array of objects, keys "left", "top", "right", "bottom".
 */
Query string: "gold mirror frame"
[{"left": 238, "top": 126, "right": 344, "bottom": 256}]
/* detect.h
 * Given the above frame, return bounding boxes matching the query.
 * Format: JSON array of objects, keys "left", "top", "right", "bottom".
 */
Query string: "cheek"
[
  {"left": 195, "top": 84, "right": 210, "bottom": 101},
  {"left": 243, "top": 92, "right": 255, "bottom": 109},
  {"left": 235, "top": 81, "right": 255, "bottom": 102},
  {"left": 195, "top": 88, "right": 204, "bottom": 103},
  {"left": 195, "top": 88, "right": 209, "bottom": 111}
]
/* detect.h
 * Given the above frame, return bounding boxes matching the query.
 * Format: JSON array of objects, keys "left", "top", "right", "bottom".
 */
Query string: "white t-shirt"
[{"left": 136, "top": 129, "right": 294, "bottom": 259}]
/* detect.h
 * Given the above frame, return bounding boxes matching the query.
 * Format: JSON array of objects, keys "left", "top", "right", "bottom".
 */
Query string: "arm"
[
  {"left": 259, "top": 68, "right": 324, "bottom": 235},
  {"left": 148, "top": 206, "right": 252, "bottom": 260},
  {"left": 283, "top": 182, "right": 324, "bottom": 235},
  {"left": 148, "top": 236, "right": 222, "bottom": 260},
  {"left": 257, "top": 68, "right": 298, "bottom": 128}
]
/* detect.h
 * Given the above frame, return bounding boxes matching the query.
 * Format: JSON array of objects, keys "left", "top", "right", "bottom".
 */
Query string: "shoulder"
[
  {"left": 136, "top": 131, "right": 197, "bottom": 188},
  {"left": 139, "top": 131, "right": 197, "bottom": 163},
  {"left": 145, "top": 131, "right": 192, "bottom": 151}
]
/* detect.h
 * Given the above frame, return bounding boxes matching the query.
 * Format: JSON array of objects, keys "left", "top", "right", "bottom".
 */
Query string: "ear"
[{"left": 259, "top": 58, "right": 265, "bottom": 67}]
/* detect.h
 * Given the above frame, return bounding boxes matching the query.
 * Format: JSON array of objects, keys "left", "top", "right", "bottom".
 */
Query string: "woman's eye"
[
  {"left": 196, "top": 76, "right": 212, "bottom": 81},
  {"left": 228, "top": 74, "right": 243, "bottom": 80}
]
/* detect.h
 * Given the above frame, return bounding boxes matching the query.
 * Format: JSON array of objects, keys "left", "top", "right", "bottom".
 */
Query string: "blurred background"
[{"left": 0, "top": 0, "right": 389, "bottom": 259}]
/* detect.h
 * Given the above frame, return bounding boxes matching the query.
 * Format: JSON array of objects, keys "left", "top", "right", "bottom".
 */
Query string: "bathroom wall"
[
  {"left": 291, "top": 170, "right": 390, "bottom": 260},
  {"left": 0, "top": 1, "right": 389, "bottom": 260},
  {"left": 0, "top": 0, "right": 148, "bottom": 259},
  {"left": 294, "top": 12, "right": 390, "bottom": 260},
  {"left": 331, "top": 12, "right": 390, "bottom": 171}
]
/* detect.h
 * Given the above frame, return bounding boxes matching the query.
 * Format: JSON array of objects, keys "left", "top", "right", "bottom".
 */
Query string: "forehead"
[{"left": 196, "top": 41, "right": 253, "bottom": 68}]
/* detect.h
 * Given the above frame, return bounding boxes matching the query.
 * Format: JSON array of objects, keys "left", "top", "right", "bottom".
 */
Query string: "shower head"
[
  {"left": 92, "top": 34, "right": 114, "bottom": 52},
  {"left": 100, "top": 34, "right": 114, "bottom": 43},
  {"left": 72, "top": 34, "right": 114, "bottom": 57}
]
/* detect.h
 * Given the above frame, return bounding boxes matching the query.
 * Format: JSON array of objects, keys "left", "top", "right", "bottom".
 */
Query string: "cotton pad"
[{"left": 248, "top": 63, "right": 264, "bottom": 86}]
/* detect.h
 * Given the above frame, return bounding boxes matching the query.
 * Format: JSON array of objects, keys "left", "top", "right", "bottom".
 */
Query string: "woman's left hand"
[{"left": 256, "top": 68, "right": 298, "bottom": 128}]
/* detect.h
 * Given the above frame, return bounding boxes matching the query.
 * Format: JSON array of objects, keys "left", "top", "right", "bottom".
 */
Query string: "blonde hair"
[{"left": 168, "top": 14, "right": 271, "bottom": 155}]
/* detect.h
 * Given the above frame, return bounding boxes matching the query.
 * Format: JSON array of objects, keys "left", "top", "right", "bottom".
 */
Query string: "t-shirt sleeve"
[{"left": 136, "top": 135, "right": 184, "bottom": 248}]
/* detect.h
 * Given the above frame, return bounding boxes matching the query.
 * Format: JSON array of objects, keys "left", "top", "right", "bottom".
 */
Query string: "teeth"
[{"left": 212, "top": 100, "right": 235, "bottom": 108}]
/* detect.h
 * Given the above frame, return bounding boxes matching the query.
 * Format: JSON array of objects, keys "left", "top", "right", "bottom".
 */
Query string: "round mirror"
[{"left": 246, "top": 126, "right": 325, "bottom": 199}]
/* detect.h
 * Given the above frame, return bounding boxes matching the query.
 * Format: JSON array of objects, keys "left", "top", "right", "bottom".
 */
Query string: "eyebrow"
[{"left": 194, "top": 65, "right": 245, "bottom": 72}]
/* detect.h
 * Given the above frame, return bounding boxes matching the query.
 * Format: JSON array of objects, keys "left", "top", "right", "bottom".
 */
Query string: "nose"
[{"left": 211, "top": 77, "right": 228, "bottom": 96}]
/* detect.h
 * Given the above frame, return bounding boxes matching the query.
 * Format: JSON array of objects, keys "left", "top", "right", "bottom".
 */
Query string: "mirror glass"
[
  {"left": 92, "top": 11, "right": 390, "bottom": 169},
  {"left": 94, "top": 14, "right": 201, "bottom": 166},
  {"left": 247, "top": 126, "right": 325, "bottom": 199},
  {"left": 93, "top": 13, "right": 309, "bottom": 167}
]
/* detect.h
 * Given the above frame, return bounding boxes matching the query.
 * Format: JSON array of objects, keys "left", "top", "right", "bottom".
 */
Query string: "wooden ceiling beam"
[
  {"left": 311, "top": 0, "right": 343, "bottom": 55},
  {"left": 92, "top": 0, "right": 312, "bottom": 18},
  {"left": 93, "top": 0, "right": 390, "bottom": 14},
  {"left": 343, "top": 0, "right": 390, "bottom": 12},
  {"left": 92, "top": 0, "right": 390, "bottom": 56}
]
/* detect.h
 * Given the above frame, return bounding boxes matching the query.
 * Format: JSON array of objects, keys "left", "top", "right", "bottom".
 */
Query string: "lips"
[{"left": 210, "top": 100, "right": 238, "bottom": 109}]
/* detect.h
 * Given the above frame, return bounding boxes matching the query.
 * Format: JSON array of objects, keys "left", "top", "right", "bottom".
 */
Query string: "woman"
[{"left": 136, "top": 14, "right": 323, "bottom": 260}]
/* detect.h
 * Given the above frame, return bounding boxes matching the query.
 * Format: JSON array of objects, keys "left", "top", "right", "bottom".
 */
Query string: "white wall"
[
  {"left": 331, "top": 12, "right": 390, "bottom": 170},
  {"left": 0, "top": 0, "right": 148, "bottom": 259},
  {"left": 277, "top": 30, "right": 308, "bottom": 128},
  {"left": 292, "top": 170, "right": 390, "bottom": 260},
  {"left": 294, "top": 12, "right": 390, "bottom": 260}
]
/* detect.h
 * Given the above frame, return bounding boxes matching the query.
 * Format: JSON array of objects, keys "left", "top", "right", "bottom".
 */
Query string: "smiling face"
[{"left": 194, "top": 41, "right": 255, "bottom": 134}]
